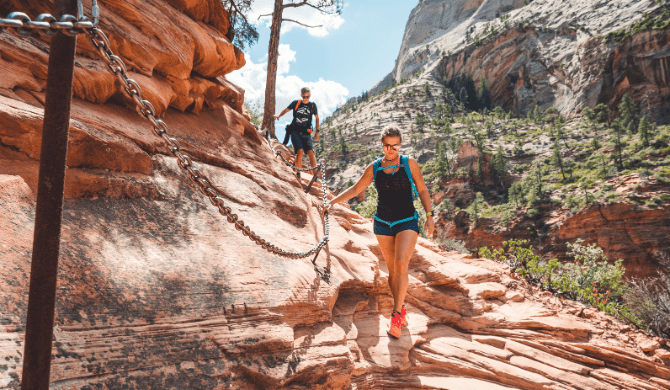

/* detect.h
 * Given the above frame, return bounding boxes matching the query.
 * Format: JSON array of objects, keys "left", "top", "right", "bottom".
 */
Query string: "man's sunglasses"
[
  {"left": 383, "top": 144, "right": 401, "bottom": 150},
  {"left": 302, "top": 95, "right": 310, "bottom": 99}
]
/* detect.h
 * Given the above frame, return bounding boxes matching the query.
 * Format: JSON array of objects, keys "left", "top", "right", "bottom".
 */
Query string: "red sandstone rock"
[{"left": 0, "top": 1, "right": 669, "bottom": 389}]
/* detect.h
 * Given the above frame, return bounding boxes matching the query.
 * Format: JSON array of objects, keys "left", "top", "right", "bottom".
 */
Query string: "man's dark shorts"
[{"left": 290, "top": 131, "right": 313, "bottom": 153}]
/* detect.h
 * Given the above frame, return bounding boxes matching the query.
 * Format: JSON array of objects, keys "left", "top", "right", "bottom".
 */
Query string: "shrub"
[
  {"left": 623, "top": 272, "right": 670, "bottom": 338},
  {"left": 437, "top": 238, "right": 470, "bottom": 254},
  {"left": 479, "top": 239, "right": 629, "bottom": 318},
  {"left": 354, "top": 186, "right": 378, "bottom": 218}
]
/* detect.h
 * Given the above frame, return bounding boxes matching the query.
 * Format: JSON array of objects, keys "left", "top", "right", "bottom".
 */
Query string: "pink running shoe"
[
  {"left": 387, "top": 311, "right": 403, "bottom": 339},
  {"left": 401, "top": 305, "right": 409, "bottom": 327}
]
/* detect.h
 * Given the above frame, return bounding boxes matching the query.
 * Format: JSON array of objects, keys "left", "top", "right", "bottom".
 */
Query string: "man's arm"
[
  {"left": 274, "top": 108, "right": 290, "bottom": 120},
  {"left": 313, "top": 113, "right": 320, "bottom": 141}
]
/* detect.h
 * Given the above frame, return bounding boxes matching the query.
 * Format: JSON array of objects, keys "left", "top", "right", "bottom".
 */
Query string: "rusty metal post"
[{"left": 21, "top": 0, "right": 78, "bottom": 388}]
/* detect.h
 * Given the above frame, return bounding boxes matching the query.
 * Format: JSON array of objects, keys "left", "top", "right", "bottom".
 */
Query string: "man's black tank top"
[{"left": 375, "top": 165, "right": 416, "bottom": 222}]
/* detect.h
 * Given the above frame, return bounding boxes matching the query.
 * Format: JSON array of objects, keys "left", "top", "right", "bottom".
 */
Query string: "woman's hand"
[
  {"left": 322, "top": 201, "right": 332, "bottom": 217},
  {"left": 425, "top": 215, "right": 435, "bottom": 238}
]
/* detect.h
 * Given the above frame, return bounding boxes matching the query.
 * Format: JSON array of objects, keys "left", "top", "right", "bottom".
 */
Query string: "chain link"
[
  {"left": 84, "top": 26, "right": 330, "bottom": 259},
  {"left": 0, "top": 12, "right": 94, "bottom": 36}
]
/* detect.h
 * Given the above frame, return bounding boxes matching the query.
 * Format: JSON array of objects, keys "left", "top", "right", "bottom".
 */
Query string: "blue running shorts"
[{"left": 373, "top": 218, "right": 420, "bottom": 236}]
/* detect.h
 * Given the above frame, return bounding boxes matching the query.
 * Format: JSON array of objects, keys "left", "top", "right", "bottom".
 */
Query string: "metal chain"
[
  {"left": 266, "top": 131, "right": 321, "bottom": 172},
  {"left": 0, "top": 2, "right": 98, "bottom": 36},
  {"left": 1, "top": 15, "right": 329, "bottom": 259}
]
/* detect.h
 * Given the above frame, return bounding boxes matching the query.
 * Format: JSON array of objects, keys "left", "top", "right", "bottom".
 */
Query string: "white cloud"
[
  {"left": 277, "top": 44, "right": 295, "bottom": 75},
  {"left": 227, "top": 45, "right": 349, "bottom": 119},
  {"left": 250, "top": 0, "right": 345, "bottom": 37}
]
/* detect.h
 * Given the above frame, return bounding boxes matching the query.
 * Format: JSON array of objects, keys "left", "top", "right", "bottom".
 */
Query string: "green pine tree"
[
  {"left": 485, "top": 117, "right": 494, "bottom": 137},
  {"left": 610, "top": 118, "right": 624, "bottom": 168},
  {"left": 533, "top": 163, "right": 544, "bottom": 201},
  {"left": 551, "top": 143, "right": 566, "bottom": 180},
  {"left": 638, "top": 115, "right": 652, "bottom": 147},
  {"left": 595, "top": 103, "right": 611, "bottom": 127},
  {"left": 582, "top": 107, "right": 598, "bottom": 139},
  {"left": 476, "top": 156, "right": 484, "bottom": 179},
  {"left": 618, "top": 93, "right": 638, "bottom": 132},
  {"left": 478, "top": 76, "right": 492, "bottom": 110},
  {"left": 533, "top": 105, "right": 543, "bottom": 124},
  {"left": 491, "top": 146, "right": 507, "bottom": 190},
  {"left": 591, "top": 137, "right": 601, "bottom": 150},
  {"left": 509, "top": 182, "right": 523, "bottom": 208}
]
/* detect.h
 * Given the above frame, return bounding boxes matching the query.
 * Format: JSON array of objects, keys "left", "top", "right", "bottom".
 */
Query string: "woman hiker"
[{"left": 323, "top": 125, "right": 435, "bottom": 338}]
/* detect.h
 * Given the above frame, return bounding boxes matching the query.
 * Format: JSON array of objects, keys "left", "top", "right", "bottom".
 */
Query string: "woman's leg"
[
  {"left": 391, "top": 230, "right": 418, "bottom": 313},
  {"left": 375, "top": 234, "right": 397, "bottom": 301}
]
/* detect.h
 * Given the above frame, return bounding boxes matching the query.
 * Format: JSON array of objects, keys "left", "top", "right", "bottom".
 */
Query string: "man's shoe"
[
  {"left": 296, "top": 172, "right": 301, "bottom": 179},
  {"left": 401, "top": 305, "right": 409, "bottom": 327},
  {"left": 387, "top": 311, "right": 402, "bottom": 339}
]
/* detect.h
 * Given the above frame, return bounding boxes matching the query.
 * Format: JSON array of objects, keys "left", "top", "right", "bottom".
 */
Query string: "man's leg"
[
  {"left": 295, "top": 149, "right": 304, "bottom": 171},
  {"left": 306, "top": 150, "right": 317, "bottom": 175},
  {"left": 391, "top": 230, "right": 418, "bottom": 313},
  {"left": 376, "top": 234, "right": 397, "bottom": 302}
]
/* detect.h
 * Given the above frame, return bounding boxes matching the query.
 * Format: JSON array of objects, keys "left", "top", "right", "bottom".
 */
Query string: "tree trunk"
[{"left": 262, "top": 0, "right": 284, "bottom": 137}]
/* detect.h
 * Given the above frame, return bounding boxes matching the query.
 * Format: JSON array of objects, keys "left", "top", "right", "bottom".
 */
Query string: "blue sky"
[{"left": 228, "top": 0, "right": 418, "bottom": 135}]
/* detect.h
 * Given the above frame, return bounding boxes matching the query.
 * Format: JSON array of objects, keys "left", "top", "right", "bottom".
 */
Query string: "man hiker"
[{"left": 274, "top": 87, "right": 320, "bottom": 177}]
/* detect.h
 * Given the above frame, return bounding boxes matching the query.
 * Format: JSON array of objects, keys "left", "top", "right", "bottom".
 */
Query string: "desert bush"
[
  {"left": 479, "top": 239, "right": 629, "bottom": 318},
  {"left": 437, "top": 238, "right": 470, "bottom": 254},
  {"left": 623, "top": 272, "right": 670, "bottom": 338},
  {"left": 354, "top": 186, "right": 378, "bottom": 218}
]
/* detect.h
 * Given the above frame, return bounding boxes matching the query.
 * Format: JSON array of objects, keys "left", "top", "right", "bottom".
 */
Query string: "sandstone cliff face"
[
  {"left": 393, "top": 0, "right": 526, "bottom": 81},
  {"left": 437, "top": 4, "right": 670, "bottom": 122},
  {"left": 370, "top": 0, "right": 669, "bottom": 123},
  {"left": 1, "top": 0, "right": 670, "bottom": 389}
]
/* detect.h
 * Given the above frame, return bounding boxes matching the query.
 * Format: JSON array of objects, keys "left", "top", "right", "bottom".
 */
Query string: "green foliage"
[
  {"left": 244, "top": 101, "right": 263, "bottom": 126},
  {"left": 491, "top": 146, "right": 508, "bottom": 187},
  {"left": 605, "top": 1, "right": 670, "bottom": 42},
  {"left": 595, "top": 103, "right": 611, "bottom": 125},
  {"left": 437, "top": 238, "right": 470, "bottom": 254},
  {"left": 466, "top": 192, "right": 485, "bottom": 221},
  {"left": 415, "top": 112, "right": 429, "bottom": 131},
  {"left": 623, "top": 272, "right": 670, "bottom": 338},
  {"left": 222, "top": 0, "right": 259, "bottom": 50},
  {"left": 551, "top": 143, "right": 566, "bottom": 180},
  {"left": 532, "top": 105, "right": 543, "bottom": 125},
  {"left": 582, "top": 107, "right": 596, "bottom": 134},
  {"left": 610, "top": 118, "right": 625, "bottom": 168},
  {"left": 484, "top": 116, "right": 494, "bottom": 137},
  {"left": 479, "top": 239, "right": 629, "bottom": 318},
  {"left": 638, "top": 115, "right": 652, "bottom": 147},
  {"left": 354, "top": 186, "right": 378, "bottom": 218},
  {"left": 414, "top": 197, "right": 428, "bottom": 237},
  {"left": 618, "top": 93, "right": 638, "bottom": 132},
  {"left": 433, "top": 140, "right": 451, "bottom": 178},
  {"left": 591, "top": 137, "right": 601, "bottom": 150},
  {"left": 478, "top": 77, "right": 492, "bottom": 110},
  {"left": 508, "top": 182, "right": 523, "bottom": 208}
]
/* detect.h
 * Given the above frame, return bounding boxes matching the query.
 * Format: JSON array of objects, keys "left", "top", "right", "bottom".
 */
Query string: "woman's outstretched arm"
[{"left": 324, "top": 163, "right": 374, "bottom": 213}]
